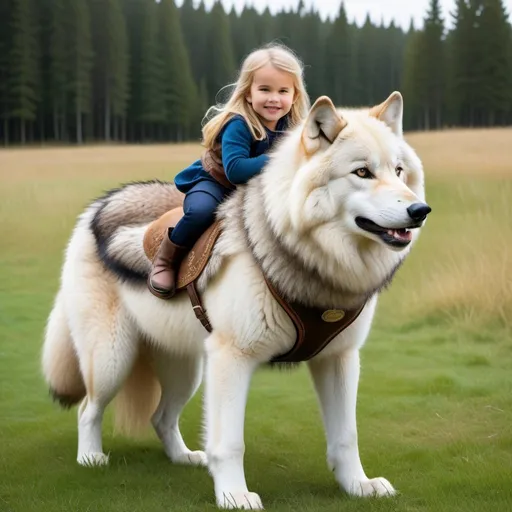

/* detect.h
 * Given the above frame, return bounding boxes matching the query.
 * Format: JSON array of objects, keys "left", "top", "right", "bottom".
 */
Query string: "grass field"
[{"left": 1, "top": 129, "right": 511, "bottom": 511}]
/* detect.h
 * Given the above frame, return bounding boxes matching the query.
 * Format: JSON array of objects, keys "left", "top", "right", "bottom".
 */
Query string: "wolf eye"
[
  {"left": 352, "top": 167, "right": 373, "bottom": 179},
  {"left": 396, "top": 166, "right": 403, "bottom": 177}
]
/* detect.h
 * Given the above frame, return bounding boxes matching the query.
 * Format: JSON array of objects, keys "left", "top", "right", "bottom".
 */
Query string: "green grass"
[{"left": 1, "top": 141, "right": 511, "bottom": 511}]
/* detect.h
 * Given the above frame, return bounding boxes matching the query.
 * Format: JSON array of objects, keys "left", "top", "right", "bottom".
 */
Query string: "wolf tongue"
[
  {"left": 394, "top": 229, "right": 412, "bottom": 241},
  {"left": 386, "top": 228, "right": 411, "bottom": 241},
  {"left": 390, "top": 229, "right": 405, "bottom": 239}
]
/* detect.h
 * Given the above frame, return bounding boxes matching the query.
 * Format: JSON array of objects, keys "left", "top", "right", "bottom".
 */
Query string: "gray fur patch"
[{"left": 90, "top": 180, "right": 184, "bottom": 283}]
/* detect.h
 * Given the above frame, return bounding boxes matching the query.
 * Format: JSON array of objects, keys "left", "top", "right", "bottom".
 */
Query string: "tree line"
[{"left": 0, "top": 0, "right": 511, "bottom": 145}]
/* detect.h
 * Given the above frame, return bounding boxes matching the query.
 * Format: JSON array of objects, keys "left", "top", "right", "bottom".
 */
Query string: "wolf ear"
[
  {"left": 369, "top": 91, "right": 403, "bottom": 137},
  {"left": 302, "top": 96, "right": 347, "bottom": 155}
]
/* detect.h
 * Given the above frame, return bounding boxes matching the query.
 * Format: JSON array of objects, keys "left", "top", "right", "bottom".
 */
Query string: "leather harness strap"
[
  {"left": 184, "top": 271, "right": 365, "bottom": 364},
  {"left": 264, "top": 276, "right": 365, "bottom": 363},
  {"left": 186, "top": 282, "right": 213, "bottom": 333}
]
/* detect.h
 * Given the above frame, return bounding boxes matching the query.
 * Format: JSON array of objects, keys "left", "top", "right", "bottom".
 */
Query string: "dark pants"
[{"left": 170, "top": 180, "right": 231, "bottom": 247}]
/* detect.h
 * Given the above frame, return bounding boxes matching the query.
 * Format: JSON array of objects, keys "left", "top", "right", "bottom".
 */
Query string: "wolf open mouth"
[{"left": 355, "top": 217, "right": 420, "bottom": 248}]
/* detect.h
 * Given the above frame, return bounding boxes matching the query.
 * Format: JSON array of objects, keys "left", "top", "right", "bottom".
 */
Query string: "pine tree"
[
  {"left": 387, "top": 21, "right": 407, "bottom": 97},
  {"left": 418, "top": 0, "right": 446, "bottom": 129},
  {"left": 298, "top": 8, "right": 324, "bottom": 102},
  {"left": 228, "top": 6, "right": 242, "bottom": 65},
  {"left": 324, "top": 4, "right": 353, "bottom": 105},
  {"left": 372, "top": 21, "right": 405, "bottom": 105},
  {"left": 0, "top": 0, "right": 13, "bottom": 144},
  {"left": 478, "top": 0, "right": 511, "bottom": 124},
  {"left": 450, "top": 0, "right": 480, "bottom": 125},
  {"left": 49, "top": 0, "right": 68, "bottom": 141},
  {"left": 67, "top": 0, "right": 93, "bottom": 143},
  {"left": 205, "top": 2, "right": 236, "bottom": 104},
  {"left": 371, "top": 22, "right": 389, "bottom": 103},
  {"left": 233, "top": 7, "right": 259, "bottom": 66},
  {"left": 34, "top": 0, "right": 51, "bottom": 142},
  {"left": 180, "top": 0, "right": 209, "bottom": 87},
  {"left": 355, "top": 15, "right": 378, "bottom": 105},
  {"left": 158, "top": 0, "right": 197, "bottom": 140},
  {"left": 273, "top": 9, "right": 294, "bottom": 47},
  {"left": 138, "top": 0, "right": 165, "bottom": 139},
  {"left": 122, "top": 0, "right": 145, "bottom": 141},
  {"left": 258, "top": 7, "right": 276, "bottom": 46},
  {"left": 109, "top": 0, "right": 130, "bottom": 140},
  {"left": 90, "top": 0, "right": 129, "bottom": 141},
  {"left": 401, "top": 19, "right": 423, "bottom": 129},
  {"left": 7, "top": 0, "right": 39, "bottom": 143},
  {"left": 195, "top": 76, "right": 209, "bottom": 138}
]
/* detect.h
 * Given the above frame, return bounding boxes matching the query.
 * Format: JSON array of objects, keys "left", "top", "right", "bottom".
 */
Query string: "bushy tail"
[
  {"left": 114, "top": 344, "right": 161, "bottom": 437},
  {"left": 42, "top": 293, "right": 86, "bottom": 408},
  {"left": 91, "top": 180, "right": 184, "bottom": 286}
]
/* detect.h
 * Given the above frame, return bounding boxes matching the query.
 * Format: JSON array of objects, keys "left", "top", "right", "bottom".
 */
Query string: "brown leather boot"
[{"left": 147, "top": 229, "right": 188, "bottom": 299}]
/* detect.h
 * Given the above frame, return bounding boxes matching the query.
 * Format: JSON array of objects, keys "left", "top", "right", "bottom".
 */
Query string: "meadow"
[{"left": 0, "top": 128, "right": 511, "bottom": 511}]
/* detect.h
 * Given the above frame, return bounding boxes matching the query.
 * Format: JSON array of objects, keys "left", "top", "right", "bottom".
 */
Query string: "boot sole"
[{"left": 147, "top": 276, "right": 176, "bottom": 300}]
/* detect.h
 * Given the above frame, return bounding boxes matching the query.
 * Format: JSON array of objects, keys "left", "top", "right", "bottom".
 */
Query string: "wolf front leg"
[
  {"left": 204, "top": 335, "right": 263, "bottom": 510},
  {"left": 308, "top": 350, "right": 396, "bottom": 497}
]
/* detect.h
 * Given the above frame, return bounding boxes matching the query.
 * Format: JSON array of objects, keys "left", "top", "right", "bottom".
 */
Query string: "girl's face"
[{"left": 246, "top": 64, "right": 295, "bottom": 131}]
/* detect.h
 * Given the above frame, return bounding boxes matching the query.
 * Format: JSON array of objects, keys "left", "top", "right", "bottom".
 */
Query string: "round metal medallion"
[{"left": 321, "top": 309, "right": 345, "bottom": 323}]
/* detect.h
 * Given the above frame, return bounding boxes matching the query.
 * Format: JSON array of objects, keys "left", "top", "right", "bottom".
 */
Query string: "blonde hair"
[{"left": 202, "top": 43, "right": 310, "bottom": 149}]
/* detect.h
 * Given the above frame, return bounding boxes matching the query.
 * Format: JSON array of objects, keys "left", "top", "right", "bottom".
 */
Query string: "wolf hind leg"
[
  {"left": 75, "top": 309, "right": 139, "bottom": 466},
  {"left": 151, "top": 350, "right": 206, "bottom": 466}
]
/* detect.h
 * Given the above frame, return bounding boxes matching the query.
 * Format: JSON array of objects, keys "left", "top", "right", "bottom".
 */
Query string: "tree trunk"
[
  {"left": 113, "top": 116, "right": 119, "bottom": 141},
  {"left": 61, "top": 106, "right": 68, "bottom": 142},
  {"left": 423, "top": 107, "right": 430, "bottom": 131},
  {"left": 20, "top": 118, "right": 26, "bottom": 144},
  {"left": 76, "top": 103, "right": 82, "bottom": 144},
  {"left": 3, "top": 118, "right": 9, "bottom": 146},
  {"left": 105, "top": 85, "right": 110, "bottom": 142},
  {"left": 39, "top": 115, "right": 45, "bottom": 143}
]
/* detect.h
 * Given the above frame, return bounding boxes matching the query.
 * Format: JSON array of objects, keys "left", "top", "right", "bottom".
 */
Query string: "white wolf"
[{"left": 42, "top": 93, "right": 430, "bottom": 509}]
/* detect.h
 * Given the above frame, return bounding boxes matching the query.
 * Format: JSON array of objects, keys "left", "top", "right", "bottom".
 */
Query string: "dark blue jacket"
[{"left": 174, "top": 115, "right": 288, "bottom": 193}]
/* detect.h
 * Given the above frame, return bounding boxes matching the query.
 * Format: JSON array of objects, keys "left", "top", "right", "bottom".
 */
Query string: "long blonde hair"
[{"left": 202, "top": 43, "right": 310, "bottom": 149}]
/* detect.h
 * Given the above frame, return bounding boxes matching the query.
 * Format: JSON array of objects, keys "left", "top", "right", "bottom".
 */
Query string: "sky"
[{"left": 190, "top": 0, "right": 512, "bottom": 31}]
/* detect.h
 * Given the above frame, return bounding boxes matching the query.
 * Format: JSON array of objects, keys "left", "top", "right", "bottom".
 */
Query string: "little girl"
[{"left": 148, "top": 44, "right": 310, "bottom": 299}]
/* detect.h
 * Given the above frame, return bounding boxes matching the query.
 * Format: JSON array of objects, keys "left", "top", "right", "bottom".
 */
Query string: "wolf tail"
[
  {"left": 91, "top": 180, "right": 184, "bottom": 285},
  {"left": 42, "top": 292, "right": 86, "bottom": 408}
]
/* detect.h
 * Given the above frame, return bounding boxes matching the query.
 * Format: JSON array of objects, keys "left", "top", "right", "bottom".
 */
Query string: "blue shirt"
[{"left": 174, "top": 115, "right": 288, "bottom": 193}]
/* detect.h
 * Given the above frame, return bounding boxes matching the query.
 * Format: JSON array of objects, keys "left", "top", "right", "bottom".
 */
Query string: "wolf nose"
[{"left": 407, "top": 203, "right": 432, "bottom": 222}]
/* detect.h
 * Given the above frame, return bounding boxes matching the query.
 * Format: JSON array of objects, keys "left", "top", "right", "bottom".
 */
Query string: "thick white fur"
[{"left": 42, "top": 92, "right": 427, "bottom": 509}]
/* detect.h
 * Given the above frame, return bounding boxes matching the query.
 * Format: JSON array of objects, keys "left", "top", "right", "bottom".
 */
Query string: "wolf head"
[
  {"left": 258, "top": 92, "right": 430, "bottom": 299},
  {"left": 291, "top": 92, "right": 429, "bottom": 248}
]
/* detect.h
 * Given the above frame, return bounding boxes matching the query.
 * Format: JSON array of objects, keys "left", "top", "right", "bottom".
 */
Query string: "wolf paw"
[
  {"left": 77, "top": 452, "right": 109, "bottom": 467},
  {"left": 171, "top": 450, "right": 207, "bottom": 466},
  {"left": 346, "top": 477, "right": 396, "bottom": 497},
  {"left": 217, "top": 491, "right": 264, "bottom": 509}
]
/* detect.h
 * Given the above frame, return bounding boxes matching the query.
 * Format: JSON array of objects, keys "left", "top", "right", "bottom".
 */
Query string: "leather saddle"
[{"left": 143, "top": 207, "right": 222, "bottom": 291}]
